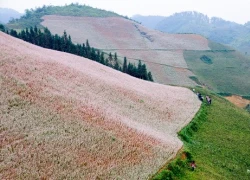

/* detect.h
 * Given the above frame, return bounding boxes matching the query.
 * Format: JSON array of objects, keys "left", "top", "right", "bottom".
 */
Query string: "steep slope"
[
  {"left": 41, "top": 15, "right": 210, "bottom": 86},
  {"left": 0, "top": 32, "right": 201, "bottom": 179}
]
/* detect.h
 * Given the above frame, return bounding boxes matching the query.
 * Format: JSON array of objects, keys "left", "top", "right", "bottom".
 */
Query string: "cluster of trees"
[{"left": 0, "top": 25, "right": 153, "bottom": 81}]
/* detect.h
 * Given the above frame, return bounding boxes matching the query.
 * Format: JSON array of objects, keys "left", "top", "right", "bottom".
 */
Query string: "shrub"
[{"left": 200, "top": 55, "right": 213, "bottom": 64}]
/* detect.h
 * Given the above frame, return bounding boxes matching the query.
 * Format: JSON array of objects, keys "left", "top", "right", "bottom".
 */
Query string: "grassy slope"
[
  {"left": 184, "top": 42, "right": 250, "bottom": 96},
  {"left": 152, "top": 87, "right": 250, "bottom": 179}
]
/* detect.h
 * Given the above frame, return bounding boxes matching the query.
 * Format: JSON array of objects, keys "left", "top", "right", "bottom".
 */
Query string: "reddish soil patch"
[{"left": 226, "top": 95, "right": 250, "bottom": 108}]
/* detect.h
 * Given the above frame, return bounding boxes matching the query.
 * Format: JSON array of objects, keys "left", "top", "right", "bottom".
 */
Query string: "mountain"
[
  {"left": 0, "top": 31, "right": 201, "bottom": 179},
  {"left": 135, "top": 11, "right": 250, "bottom": 55},
  {"left": 0, "top": 8, "right": 22, "bottom": 24},
  {"left": 132, "top": 14, "right": 165, "bottom": 29}
]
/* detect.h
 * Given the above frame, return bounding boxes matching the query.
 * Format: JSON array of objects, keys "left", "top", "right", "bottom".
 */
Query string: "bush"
[{"left": 200, "top": 55, "right": 213, "bottom": 64}]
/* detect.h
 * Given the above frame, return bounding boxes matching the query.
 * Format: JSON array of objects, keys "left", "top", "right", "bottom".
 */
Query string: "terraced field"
[
  {"left": 41, "top": 15, "right": 210, "bottom": 86},
  {"left": 0, "top": 32, "right": 201, "bottom": 179}
]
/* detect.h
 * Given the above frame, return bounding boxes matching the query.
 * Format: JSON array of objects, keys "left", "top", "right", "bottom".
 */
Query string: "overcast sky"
[{"left": 0, "top": 0, "right": 249, "bottom": 24}]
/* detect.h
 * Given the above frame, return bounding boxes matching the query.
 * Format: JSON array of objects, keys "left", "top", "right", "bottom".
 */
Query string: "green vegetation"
[
  {"left": 189, "top": 76, "right": 202, "bottom": 85},
  {"left": 245, "top": 104, "right": 250, "bottom": 113},
  {"left": 2, "top": 24, "right": 153, "bottom": 82},
  {"left": 184, "top": 50, "right": 250, "bottom": 96},
  {"left": 6, "top": 3, "right": 122, "bottom": 29},
  {"left": 152, "top": 87, "right": 250, "bottom": 179}
]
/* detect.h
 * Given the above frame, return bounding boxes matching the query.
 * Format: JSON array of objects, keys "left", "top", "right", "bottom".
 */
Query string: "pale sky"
[{"left": 0, "top": 0, "right": 249, "bottom": 24}]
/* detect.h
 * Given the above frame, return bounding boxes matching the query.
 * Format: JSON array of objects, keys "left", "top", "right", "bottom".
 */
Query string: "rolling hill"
[
  {"left": 0, "top": 32, "right": 201, "bottom": 179},
  {"left": 133, "top": 12, "right": 250, "bottom": 55}
]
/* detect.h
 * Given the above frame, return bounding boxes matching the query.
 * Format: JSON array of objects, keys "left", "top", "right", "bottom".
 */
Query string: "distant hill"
[
  {"left": 6, "top": 3, "right": 122, "bottom": 29},
  {"left": 0, "top": 8, "right": 22, "bottom": 24},
  {"left": 132, "top": 15, "right": 165, "bottom": 29},
  {"left": 133, "top": 11, "right": 250, "bottom": 54}
]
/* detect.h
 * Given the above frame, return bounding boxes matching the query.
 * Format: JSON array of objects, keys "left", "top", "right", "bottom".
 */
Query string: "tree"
[
  {"left": 100, "top": 52, "right": 105, "bottom": 64},
  {"left": 123, "top": 57, "right": 128, "bottom": 73},
  {"left": 148, "top": 72, "right": 154, "bottom": 81},
  {"left": 114, "top": 52, "right": 119, "bottom": 70},
  {"left": 61, "top": 30, "right": 68, "bottom": 51},
  {"left": 0, "top": 24, "right": 5, "bottom": 32},
  {"left": 86, "top": 39, "right": 91, "bottom": 58}
]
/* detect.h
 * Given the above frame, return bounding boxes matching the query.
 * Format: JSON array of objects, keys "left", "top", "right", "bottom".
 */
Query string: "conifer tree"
[{"left": 123, "top": 57, "right": 128, "bottom": 73}]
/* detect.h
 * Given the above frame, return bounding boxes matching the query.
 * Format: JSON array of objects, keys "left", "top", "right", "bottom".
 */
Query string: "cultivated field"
[
  {"left": 41, "top": 15, "right": 210, "bottom": 86},
  {"left": 0, "top": 32, "right": 201, "bottom": 179}
]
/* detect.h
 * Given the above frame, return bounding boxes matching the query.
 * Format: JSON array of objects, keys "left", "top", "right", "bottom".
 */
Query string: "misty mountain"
[
  {"left": 133, "top": 11, "right": 250, "bottom": 54},
  {"left": 0, "top": 8, "right": 22, "bottom": 24}
]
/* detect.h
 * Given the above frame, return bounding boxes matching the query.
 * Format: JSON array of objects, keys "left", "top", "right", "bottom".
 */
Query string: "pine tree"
[
  {"left": 141, "top": 64, "right": 148, "bottom": 80},
  {"left": 0, "top": 24, "right": 5, "bottom": 32},
  {"left": 61, "top": 30, "right": 68, "bottom": 52},
  {"left": 100, "top": 52, "right": 105, "bottom": 64},
  {"left": 114, "top": 52, "right": 119, "bottom": 70},
  {"left": 123, "top": 57, "right": 128, "bottom": 73},
  {"left": 86, "top": 39, "right": 91, "bottom": 58},
  {"left": 148, "top": 72, "right": 154, "bottom": 81}
]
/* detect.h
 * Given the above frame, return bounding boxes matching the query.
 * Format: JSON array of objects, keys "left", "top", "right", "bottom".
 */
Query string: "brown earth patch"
[{"left": 226, "top": 95, "right": 250, "bottom": 108}]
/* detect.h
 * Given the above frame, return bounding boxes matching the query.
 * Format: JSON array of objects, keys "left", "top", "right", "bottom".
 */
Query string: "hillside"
[
  {"left": 150, "top": 11, "right": 250, "bottom": 55},
  {"left": 0, "top": 32, "right": 201, "bottom": 179},
  {"left": 0, "top": 8, "right": 22, "bottom": 24},
  {"left": 41, "top": 15, "right": 210, "bottom": 87},
  {"left": 40, "top": 15, "right": 250, "bottom": 96},
  {"left": 153, "top": 88, "right": 250, "bottom": 179}
]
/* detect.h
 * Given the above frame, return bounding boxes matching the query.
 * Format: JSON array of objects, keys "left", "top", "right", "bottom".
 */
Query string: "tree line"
[{"left": 0, "top": 24, "right": 153, "bottom": 81}]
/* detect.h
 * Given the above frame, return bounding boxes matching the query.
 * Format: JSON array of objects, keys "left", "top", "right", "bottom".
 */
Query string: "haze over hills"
[
  {"left": 0, "top": 31, "right": 201, "bottom": 179},
  {"left": 132, "top": 11, "right": 250, "bottom": 55},
  {"left": 0, "top": 8, "right": 22, "bottom": 24}
]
